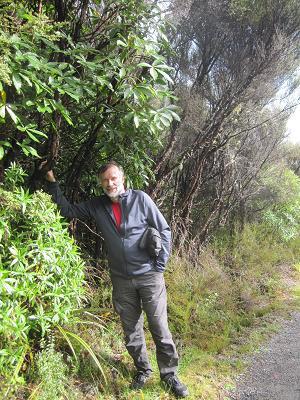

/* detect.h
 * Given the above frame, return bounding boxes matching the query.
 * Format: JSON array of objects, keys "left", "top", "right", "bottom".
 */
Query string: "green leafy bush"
[
  {"left": 261, "top": 168, "right": 300, "bottom": 242},
  {"left": 263, "top": 202, "right": 300, "bottom": 241},
  {"left": 0, "top": 164, "right": 85, "bottom": 385},
  {"left": 0, "top": 3, "right": 180, "bottom": 189}
]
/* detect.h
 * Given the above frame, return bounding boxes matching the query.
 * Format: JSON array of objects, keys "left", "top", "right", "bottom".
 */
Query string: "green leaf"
[
  {"left": 12, "top": 74, "right": 22, "bottom": 92},
  {"left": 152, "top": 58, "right": 165, "bottom": 66},
  {"left": 152, "top": 64, "right": 173, "bottom": 71},
  {"left": 170, "top": 111, "right": 181, "bottom": 121},
  {"left": 157, "top": 68, "right": 174, "bottom": 84},
  {"left": 58, "top": 63, "right": 69, "bottom": 70},
  {"left": 119, "top": 67, "right": 126, "bottom": 79},
  {"left": 26, "top": 146, "right": 40, "bottom": 157},
  {"left": 37, "top": 104, "right": 52, "bottom": 113},
  {"left": 27, "top": 128, "right": 47, "bottom": 138},
  {"left": 160, "top": 115, "right": 171, "bottom": 127},
  {"left": 117, "top": 39, "right": 127, "bottom": 47},
  {"left": 6, "top": 106, "right": 19, "bottom": 124},
  {"left": 158, "top": 29, "right": 169, "bottom": 43},
  {"left": 34, "top": 82, "right": 43, "bottom": 94},
  {"left": 0, "top": 146, "right": 4, "bottom": 160},
  {"left": 19, "top": 73, "right": 33, "bottom": 87},
  {"left": 26, "top": 54, "right": 41, "bottom": 70},
  {"left": 0, "top": 140, "right": 11, "bottom": 147},
  {"left": 64, "top": 90, "right": 80, "bottom": 102},
  {"left": 134, "top": 114, "right": 140, "bottom": 128},
  {"left": 26, "top": 131, "right": 41, "bottom": 143},
  {"left": 48, "top": 76, "right": 55, "bottom": 85},
  {"left": 166, "top": 104, "right": 179, "bottom": 111},
  {"left": 61, "top": 109, "right": 73, "bottom": 126},
  {"left": 168, "top": 105, "right": 181, "bottom": 121},
  {"left": 137, "top": 62, "right": 152, "bottom": 68},
  {"left": 150, "top": 67, "right": 158, "bottom": 80},
  {"left": 163, "top": 111, "right": 174, "bottom": 122},
  {"left": 17, "top": 125, "right": 26, "bottom": 132},
  {"left": 3, "top": 281, "right": 15, "bottom": 294}
]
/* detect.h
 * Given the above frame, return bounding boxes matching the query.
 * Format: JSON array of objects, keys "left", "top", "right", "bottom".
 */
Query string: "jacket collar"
[{"left": 119, "top": 189, "right": 130, "bottom": 198}]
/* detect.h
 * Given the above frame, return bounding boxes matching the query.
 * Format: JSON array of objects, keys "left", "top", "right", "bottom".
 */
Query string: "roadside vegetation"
[{"left": 1, "top": 0, "right": 300, "bottom": 399}]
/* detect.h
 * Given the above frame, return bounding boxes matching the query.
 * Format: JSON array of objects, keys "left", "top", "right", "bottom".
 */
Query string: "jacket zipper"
[{"left": 120, "top": 198, "right": 128, "bottom": 275}]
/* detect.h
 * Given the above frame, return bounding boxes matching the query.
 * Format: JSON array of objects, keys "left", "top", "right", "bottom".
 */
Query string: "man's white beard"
[{"left": 103, "top": 183, "right": 124, "bottom": 200}]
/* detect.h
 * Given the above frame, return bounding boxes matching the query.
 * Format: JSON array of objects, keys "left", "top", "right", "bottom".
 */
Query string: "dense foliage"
[
  {"left": 0, "top": 0, "right": 179, "bottom": 191},
  {"left": 0, "top": 164, "right": 85, "bottom": 386}
]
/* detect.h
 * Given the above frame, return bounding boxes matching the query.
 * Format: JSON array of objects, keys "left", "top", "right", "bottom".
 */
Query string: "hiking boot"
[
  {"left": 130, "top": 370, "right": 151, "bottom": 390},
  {"left": 162, "top": 374, "right": 189, "bottom": 398}
]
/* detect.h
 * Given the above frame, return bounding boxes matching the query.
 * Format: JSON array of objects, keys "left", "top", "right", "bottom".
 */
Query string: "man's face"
[{"left": 99, "top": 166, "right": 125, "bottom": 199}]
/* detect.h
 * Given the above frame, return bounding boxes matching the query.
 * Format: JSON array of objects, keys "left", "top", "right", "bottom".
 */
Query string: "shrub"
[
  {"left": 255, "top": 167, "right": 300, "bottom": 242},
  {"left": 35, "top": 345, "right": 69, "bottom": 400},
  {"left": 263, "top": 201, "right": 300, "bottom": 241},
  {"left": 0, "top": 164, "right": 86, "bottom": 387}
]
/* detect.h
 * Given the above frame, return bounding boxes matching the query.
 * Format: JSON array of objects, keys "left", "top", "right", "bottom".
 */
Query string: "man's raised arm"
[{"left": 44, "top": 169, "right": 94, "bottom": 221}]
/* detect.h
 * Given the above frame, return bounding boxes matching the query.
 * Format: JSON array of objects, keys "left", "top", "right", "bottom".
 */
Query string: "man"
[{"left": 44, "top": 161, "right": 188, "bottom": 398}]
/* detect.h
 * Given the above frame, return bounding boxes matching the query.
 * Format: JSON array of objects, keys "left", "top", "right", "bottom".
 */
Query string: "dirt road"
[{"left": 229, "top": 312, "right": 300, "bottom": 400}]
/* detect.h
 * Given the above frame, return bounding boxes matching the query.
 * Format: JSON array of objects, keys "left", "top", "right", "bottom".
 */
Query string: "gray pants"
[{"left": 111, "top": 270, "right": 179, "bottom": 377}]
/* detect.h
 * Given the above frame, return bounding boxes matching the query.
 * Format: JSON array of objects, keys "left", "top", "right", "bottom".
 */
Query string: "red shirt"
[{"left": 111, "top": 202, "right": 122, "bottom": 230}]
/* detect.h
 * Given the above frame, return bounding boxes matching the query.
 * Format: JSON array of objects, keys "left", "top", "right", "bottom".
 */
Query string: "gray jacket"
[{"left": 47, "top": 182, "right": 171, "bottom": 277}]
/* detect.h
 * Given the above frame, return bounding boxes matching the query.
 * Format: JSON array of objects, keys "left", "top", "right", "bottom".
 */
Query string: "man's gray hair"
[{"left": 98, "top": 161, "right": 124, "bottom": 177}]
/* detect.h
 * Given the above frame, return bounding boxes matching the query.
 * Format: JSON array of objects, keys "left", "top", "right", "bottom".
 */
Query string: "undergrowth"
[
  {"left": 21, "top": 223, "right": 300, "bottom": 400},
  {"left": 3, "top": 166, "right": 300, "bottom": 399}
]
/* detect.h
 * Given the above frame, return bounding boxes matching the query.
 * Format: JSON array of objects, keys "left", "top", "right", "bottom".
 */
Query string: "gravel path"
[{"left": 229, "top": 312, "right": 300, "bottom": 400}]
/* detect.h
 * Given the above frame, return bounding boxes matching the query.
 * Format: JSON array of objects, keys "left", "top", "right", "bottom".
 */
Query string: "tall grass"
[{"left": 166, "top": 223, "right": 300, "bottom": 353}]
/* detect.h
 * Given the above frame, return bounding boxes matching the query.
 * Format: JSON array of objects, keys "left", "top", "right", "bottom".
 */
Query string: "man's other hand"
[
  {"left": 45, "top": 170, "right": 56, "bottom": 182},
  {"left": 39, "top": 160, "right": 56, "bottom": 182}
]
